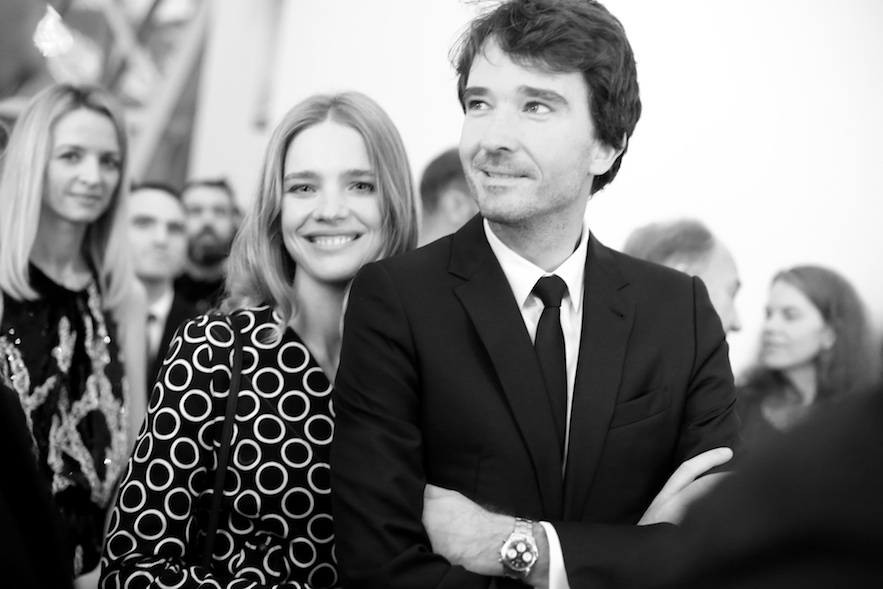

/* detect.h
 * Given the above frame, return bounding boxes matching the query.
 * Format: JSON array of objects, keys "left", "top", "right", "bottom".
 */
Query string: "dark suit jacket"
[
  {"left": 147, "top": 292, "right": 197, "bottom": 395},
  {"left": 652, "top": 385, "right": 883, "bottom": 588},
  {"left": 1, "top": 381, "right": 73, "bottom": 589},
  {"left": 331, "top": 217, "right": 739, "bottom": 588}
]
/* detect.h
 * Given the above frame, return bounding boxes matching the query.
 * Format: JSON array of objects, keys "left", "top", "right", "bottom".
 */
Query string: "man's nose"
[
  {"left": 478, "top": 109, "right": 518, "bottom": 153},
  {"left": 153, "top": 224, "right": 170, "bottom": 244}
]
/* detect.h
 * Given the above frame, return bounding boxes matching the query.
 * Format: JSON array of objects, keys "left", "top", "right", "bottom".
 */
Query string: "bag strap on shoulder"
[{"left": 202, "top": 313, "right": 244, "bottom": 570}]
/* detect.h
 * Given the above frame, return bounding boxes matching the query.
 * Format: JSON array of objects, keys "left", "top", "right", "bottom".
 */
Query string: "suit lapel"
[
  {"left": 450, "top": 218, "right": 565, "bottom": 519},
  {"left": 161, "top": 294, "right": 195, "bottom": 353},
  {"left": 564, "top": 236, "right": 634, "bottom": 518}
]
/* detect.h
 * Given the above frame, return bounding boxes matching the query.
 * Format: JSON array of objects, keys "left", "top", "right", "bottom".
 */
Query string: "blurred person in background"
[
  {"left": 128, "top": 183, "right": 197, "bottom": 396},
  {"left": 0, "top": 83, "right": 147, "bottom": 588},
  {"left": 100, "top": 91, "right": 419, "bottom": 588},
  {"left": 175, "top": 177, "right": 239, "bottom": 313},
  {"left": 623, "top": 218, "right": 742, "bottom": 335},
  {"left": 1, "top": 379, "right": 74, "bottom": 589},
  {"left": 651, "top": 380, "right": 883, "bottom": 588},
  {"left": 738, "top": 265, "right": 881, "bottom": 446},
  {"left": 418, "top": 147, "right": 478, "bottom": 246}
]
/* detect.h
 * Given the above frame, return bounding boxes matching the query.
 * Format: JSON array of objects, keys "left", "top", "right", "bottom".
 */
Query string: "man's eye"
[
  {"left": 466, "top": 99, "right": 489, "bottom": 111},
  {"left": 525, "top": 102, "right": 551, "bottom": 115}
]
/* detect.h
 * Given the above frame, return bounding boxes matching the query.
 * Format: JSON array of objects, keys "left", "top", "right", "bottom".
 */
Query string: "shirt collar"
[
  {"left": 483, "top": 219, "right": 587, "bottom": 313},
  {"left": 148, "top": 287, "right": 175, "bottom": 321}
]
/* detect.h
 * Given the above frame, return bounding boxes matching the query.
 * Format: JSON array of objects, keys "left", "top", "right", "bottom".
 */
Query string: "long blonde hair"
[
  {"left": 0, "top": 83, "right": 133, "bottom": 321},
  {"left": 221, "top": 92, "right": 419, "bottom": 336}
]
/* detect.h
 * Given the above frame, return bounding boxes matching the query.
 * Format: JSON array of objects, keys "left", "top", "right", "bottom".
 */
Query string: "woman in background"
[
  {"left": 738, "top": 265, "right": 880, "bottom": 444},
  {"left": 101, "top": 91, "right": 419, "bottom": 588},
  {"left": 0, "top": 83, "right": 147, "bottom": 587}
]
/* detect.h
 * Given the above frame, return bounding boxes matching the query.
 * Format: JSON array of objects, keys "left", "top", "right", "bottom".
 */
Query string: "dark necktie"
[
  {"left": 532, "top": 275, "right": 568, "bottom": 456},
  {"left": 146, "top": 312, "right": 159, "bottom": 364}
]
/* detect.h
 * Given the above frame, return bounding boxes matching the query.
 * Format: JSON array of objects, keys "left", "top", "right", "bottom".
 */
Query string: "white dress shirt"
[
  {"left": 146, "top": 288, "right": 175, "bottom": 361},
  {"left": 484, "top": 219, "right": 586, "bottom": 589}
]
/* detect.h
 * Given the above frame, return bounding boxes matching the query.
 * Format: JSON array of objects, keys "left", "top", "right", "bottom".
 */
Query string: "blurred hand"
[
  {"left": 75, "top": 565, "right": 101, "bottom": 589},
  {"left": 638, "top": 447, "right": 734, "bottom": 526}
]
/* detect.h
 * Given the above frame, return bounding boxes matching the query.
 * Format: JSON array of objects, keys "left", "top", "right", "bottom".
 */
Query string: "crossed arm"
[{"left": 421, "top": 447, "right": 734, "bottom": 588}]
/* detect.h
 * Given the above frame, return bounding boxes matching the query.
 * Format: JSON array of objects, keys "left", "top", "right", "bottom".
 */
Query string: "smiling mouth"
[
  {"left": 308, "top": 234, "right": 360, "bottom": 248},
  {"left": 481, "top": 170, "right": 524, "bottom": 180}
]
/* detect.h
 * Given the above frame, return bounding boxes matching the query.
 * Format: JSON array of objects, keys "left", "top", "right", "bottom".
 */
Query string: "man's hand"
[{"left": 638, "top": 447, "right": 733, "bottom": 526}]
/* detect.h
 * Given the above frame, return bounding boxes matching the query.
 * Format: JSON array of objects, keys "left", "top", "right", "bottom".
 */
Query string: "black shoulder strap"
[{"left": 201, "top": 314, "right": 244, "bottom": 570}]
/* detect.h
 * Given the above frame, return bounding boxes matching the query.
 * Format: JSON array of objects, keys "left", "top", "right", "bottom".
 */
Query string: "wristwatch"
[{"left": 500, "top": 517, "right": 539, "bottom": 580}]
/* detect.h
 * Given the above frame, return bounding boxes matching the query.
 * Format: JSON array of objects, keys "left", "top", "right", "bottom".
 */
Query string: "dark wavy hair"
[
  {"left": 451, "top": 0, "right": 642, "bottom": 193},
  {"left": 745, "top": 266, "right": 881, "bottom": 403}
]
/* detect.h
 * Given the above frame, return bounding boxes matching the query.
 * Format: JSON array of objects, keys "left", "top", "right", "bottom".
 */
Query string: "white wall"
[{"left": 191, "top": 0, "right": 883, "bottom": 375}]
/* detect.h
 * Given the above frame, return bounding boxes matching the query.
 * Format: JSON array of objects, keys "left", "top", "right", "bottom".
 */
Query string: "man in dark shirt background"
[{"left": 175, "top": 178, "right": 239, "bottom": 313}]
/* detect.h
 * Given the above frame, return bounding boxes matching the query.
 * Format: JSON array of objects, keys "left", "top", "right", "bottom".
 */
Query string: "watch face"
[{"left": 502, "top": 533, "right": 537, "bottom": 572}]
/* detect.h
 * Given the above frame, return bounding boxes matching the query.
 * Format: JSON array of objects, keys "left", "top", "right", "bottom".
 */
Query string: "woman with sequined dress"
[
  {"left": 100, "top": 92, "right": 419, "bottom": 588},
  {"left": 0, "top": 83, "right": 147, "bottom": 588}
]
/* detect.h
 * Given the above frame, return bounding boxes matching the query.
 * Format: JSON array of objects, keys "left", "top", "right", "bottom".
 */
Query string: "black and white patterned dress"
[{"left": 100, "top": 306, "right": 339, "bottom": 589}]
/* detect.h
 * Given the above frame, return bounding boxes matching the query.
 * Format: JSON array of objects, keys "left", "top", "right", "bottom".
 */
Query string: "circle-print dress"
[{"left": 100, "top": 307, "right": 339, "bottom": 588}]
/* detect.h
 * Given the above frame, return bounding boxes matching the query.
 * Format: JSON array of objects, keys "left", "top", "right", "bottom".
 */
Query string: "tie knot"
[{"left": 533, "top": 275, "right": 567, "bottom": 308}]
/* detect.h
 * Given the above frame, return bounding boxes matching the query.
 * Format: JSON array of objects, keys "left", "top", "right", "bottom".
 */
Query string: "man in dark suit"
[
  {"left": 331, "top": 1, "right": 739, "bottom": 587},
  {"left": 128, "top": 184, "right": 198, "bottom": 395}
]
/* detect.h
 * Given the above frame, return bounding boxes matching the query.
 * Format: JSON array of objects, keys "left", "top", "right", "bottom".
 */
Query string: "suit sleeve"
[
  {"left": 332, "top": 263, "right": 495, "bottom": 589},
  {"left": 554, "top": 276, "right": 740, "bottom": 587},
  {"left": 676, "top": 276, "right": 741, "bottom": 460}
]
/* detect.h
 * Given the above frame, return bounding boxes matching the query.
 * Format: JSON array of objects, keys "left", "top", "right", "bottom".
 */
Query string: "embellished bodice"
[{"left": 1, "top": 264, "right": 130, "bottom": 575}]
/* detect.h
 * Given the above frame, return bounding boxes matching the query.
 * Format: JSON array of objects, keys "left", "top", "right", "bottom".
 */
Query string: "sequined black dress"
[{"left": 0, "top": 264, "right": 130, "bottom": 576}]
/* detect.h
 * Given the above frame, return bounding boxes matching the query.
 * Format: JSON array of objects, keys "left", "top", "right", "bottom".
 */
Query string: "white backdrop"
[{"left": 191, "top": 0, "right": 883, "bottom": 374}]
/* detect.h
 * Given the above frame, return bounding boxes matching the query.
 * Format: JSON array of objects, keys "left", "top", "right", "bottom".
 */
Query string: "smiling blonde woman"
[{"left": 100, "top": 91, "right": 418, "bottom": 589}]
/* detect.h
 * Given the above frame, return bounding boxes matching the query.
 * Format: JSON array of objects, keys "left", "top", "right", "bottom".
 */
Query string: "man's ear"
[{"left": 587, "top": 134, "right": 627, "bottom": 176}]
